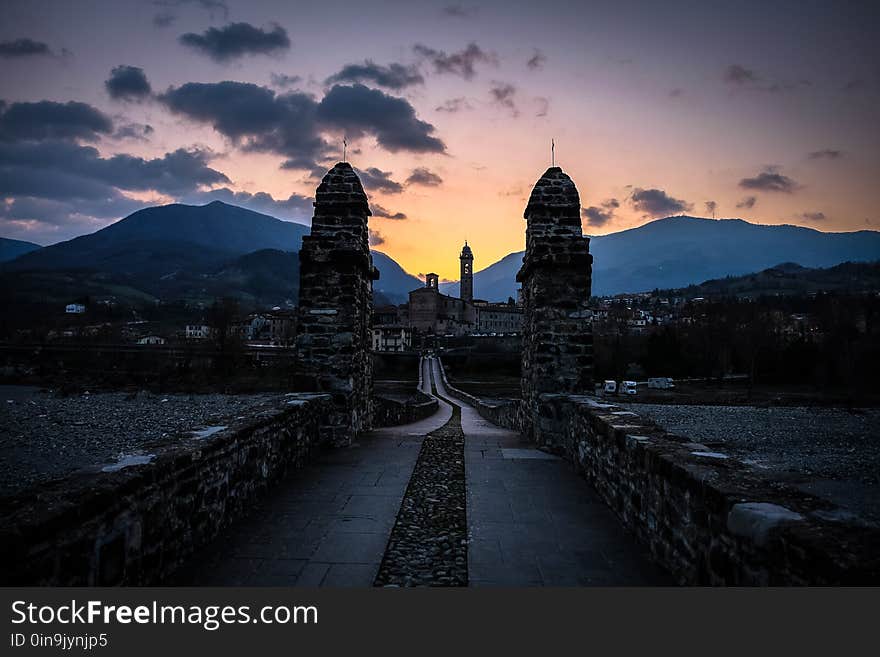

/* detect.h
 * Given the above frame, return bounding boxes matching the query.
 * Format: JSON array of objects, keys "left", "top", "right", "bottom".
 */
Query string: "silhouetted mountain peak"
[{"left": 443, "top": 216, "right": 880, "bottom": 300}]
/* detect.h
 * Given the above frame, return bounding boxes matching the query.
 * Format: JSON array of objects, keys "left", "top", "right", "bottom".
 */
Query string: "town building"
[
  {"left": 475, "top": 301, "right": 523, "bottom": 334},
  {"left": 406, "top": 242, "right": 523, "bottom": 337},
  {"left": 408, "top": 272, "right": 476, "bottom": 336},
  {"left": 185, "top": 324, "right": 212, "bottom": 340},
  {"left": 372, "top": 325, "right": 412, "bottom": 352},
  {"left": 137, "top": 335, "right": 166, "bottom": 345},
  {"left": 267, "top": 308, "right": 297, "bottom": 345}
]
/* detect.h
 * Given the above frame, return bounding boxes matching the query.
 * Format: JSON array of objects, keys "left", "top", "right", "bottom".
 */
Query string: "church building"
[{"left": 405, "top": 241, "right": 523, "bottom": 337}]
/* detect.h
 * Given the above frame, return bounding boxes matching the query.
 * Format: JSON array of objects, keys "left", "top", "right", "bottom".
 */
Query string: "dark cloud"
[
  {"left": 435, "top": 97, "right": 471, "bottom": 113},
  {"left": 317, "top": 84, "right": 446, "bottom": 154},
  {"left": 153, "top": 0, "right": 229, "bottom": 20},
  {"left": 582, "top": 198, "right": 619, "bottom": 228},
  {"left": 736, "top": 196, "right": 757, "bottom": 209},
  {"left": 370, "top": 204, "right": 407, "bottom": 220},
  {"left": 179, "top": 22, "right": 291, "bottom": 62},
  {"left": 183, "top": 187, "right": 312, "bottom": 221},
  {"left": 705, "top": 200, "right": 717, "bottom": 217},
  {"left": 105, "top": 65, "right": 152, "bottom": 101},
  {"left": 533, "top": 96, "right": 549, "bottom": 117},
  {"left": 723, "top": 64, "right": 795, "bottom": 93},
  {"left": 739, "top": 167, "right": 799, "bottom": 193},
  {"left": 630, "top": 188, "right": 692, "bottom": 217},
  {"left": 113, "top": 123, "right": 154, "bottom": 141},
  {"left": 0, "top": 38, "right": 53, "bottom": 58},
  {"left": 0, "top": 194, "right": 147, "bottom": 244},
  {"left": 326, "top": 60, "right": 424, "bottom": 90},
  {"left": 159, "top": 81, "right": 327, "bottom": 170},
  {"left": 442, "top": 4, "right": 477, "bottom": 18},
  {"left": 724, "top": 64, "right": 759, "bottom": 85},
  {"left": 270, "top": 73, "right": 301, "bottom": 88},
  {"left": 413, "top": 42, "right": 496, "bottom": 80},
  {"left": 160, "top": 81, "right": 445, "bottom": 172},
  {"left": 406, "top": 167, "right": 443, "bottom": 186},
  {"left": 368, "top": 228, "right": 385, "bottom": 246},
  {"left": 160, "top": 81, "right": 294, "bottom": 140},
  {"left": 1, "top": 195, "right": 142, "bottom": 226},
  {"left": 489, "top": 81, "right": 518, "bottom": 116},
  {"left": 0, "top": 141, "right": 229, "bottom": 242},
  {"left": 808, "top": 149, "right": 843, "bottom": 160},
  {"left": 355, "top": 167, "right": 403, "bottom": 194},
  {"left": 800, "top": 211, "right": 826, "bottom": 222},
  {"left": 0, "top": 100, "right": 113, "bottom": 142},
  {"left": 0, "top": 141, "right": 229, "bottom": 199},
  {"left": 153, "top": 12, "right": 176, "bottom": 28},
  {"left": 526, "top": 49, "right": 546, "bottom": 70}
]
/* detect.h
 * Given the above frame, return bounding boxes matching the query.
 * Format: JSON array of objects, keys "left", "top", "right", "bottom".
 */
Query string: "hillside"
[
  {"left": 667, "top": 261, "right": 880, "bottom": 299},
  {"left": 441, "top": 216, "right": 880, "bottom": 300},
  {"left": 4, "top": 201, "right": 311, "bottom": 276},
  {"left": 0, "top": 201, "right": 427, "bottom": 305},
  {"left": 0, "top": 238, "right": 41, "bottom": 263},
  {"left": 0, "top": 201, "right": 423, "bottom": 308}
]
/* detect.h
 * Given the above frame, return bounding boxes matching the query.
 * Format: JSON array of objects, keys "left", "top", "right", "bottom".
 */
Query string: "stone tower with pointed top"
[
  {"left": 295, "top": 162, "right": 379, "bottom": 445},
  {"left": 459, "top": 241, "right": 474, "bottom": 303},
  {"left": 516, "top": 166, "right": 593, "bottom": 443}
]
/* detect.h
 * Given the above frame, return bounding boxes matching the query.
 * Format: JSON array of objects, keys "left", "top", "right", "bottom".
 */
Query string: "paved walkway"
[
  {"left": 174, "top": 374, "right": 450, "bottom": 586},
  {"left": 428, "top": 357, "right": 668, "bottom": 585},
  {"left": 174, "top": 357, "right": 667, "bottom": 586}
]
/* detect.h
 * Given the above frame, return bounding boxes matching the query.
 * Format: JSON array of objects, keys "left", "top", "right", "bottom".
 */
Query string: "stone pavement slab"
[
  {"left": 173, "top": 375, "right": 453, "bottom": 587},
  {"left": 429, "top": 357, "right": 670, "bottom": 587}
]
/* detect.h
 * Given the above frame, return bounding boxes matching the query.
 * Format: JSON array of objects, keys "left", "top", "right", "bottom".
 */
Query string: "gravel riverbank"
[
  {"left": 0, "top": 389, "right": 284, "bottom": 497},
  {"left": 621, "top": 403, "right": 880, "bottom": 520}
]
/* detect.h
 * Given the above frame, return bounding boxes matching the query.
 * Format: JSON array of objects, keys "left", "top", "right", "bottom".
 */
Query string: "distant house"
[
  {"left": 65, "top": 303, "right": 86, "bottom": 314},
  {"left": 185, "top": 324, "right": 212, "bottom": 340},
  {"left": 474, "top": 301, "right": 524, "bottom": 334},
  {"left": 372, "top": 325, "right": 412, "bottom": 352},
  {"left": 267, "top": 309, "right": 297, "bottom": 345},
  {"left": 137, "top": 335, "right": 166, "bottom": 345}
]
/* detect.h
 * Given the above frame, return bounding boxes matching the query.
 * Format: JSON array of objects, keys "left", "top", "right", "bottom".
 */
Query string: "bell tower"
[{"left": 459, "top": 241, "right": 474, "bottom": 302}]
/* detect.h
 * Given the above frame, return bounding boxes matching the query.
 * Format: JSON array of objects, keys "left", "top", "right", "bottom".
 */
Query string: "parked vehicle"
[
  {"left": 647, "top": 377, "right": 675, "bottom": 389},
  {"left": 622, "top": 380, "right": 638, "bottom": 395},
  {"left": 603, "top": 380, "right": 617, "bottom": 394}
]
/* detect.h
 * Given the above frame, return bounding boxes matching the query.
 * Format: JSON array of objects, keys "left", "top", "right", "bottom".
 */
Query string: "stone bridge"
[{"left": 2, "top": 163, "right": 877, "bottom": 586}]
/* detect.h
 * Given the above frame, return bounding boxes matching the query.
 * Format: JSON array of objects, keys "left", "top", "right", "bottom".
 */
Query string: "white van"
[
  {"left": 648, "top": 377, "right": 675, "bottom": 389},
  {"left": 603, "top": 380, "right": 617, "bottom": 395},
  {"left": 622, "top": 380, "right": 638, "bottom": 395}
]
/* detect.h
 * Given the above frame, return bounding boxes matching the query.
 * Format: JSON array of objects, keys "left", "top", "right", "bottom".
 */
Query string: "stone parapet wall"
[
  {"left": 0, "top": 394, "right": 332, "bottom": 586},
  {"left": 373, "top": 392, "right": 440, "bottom": 428},
  {"left": 537, "top": 393, "right": 880, "bottom": 585}
]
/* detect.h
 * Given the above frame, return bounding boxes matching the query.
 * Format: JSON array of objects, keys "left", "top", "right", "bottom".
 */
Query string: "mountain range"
[
  {"left": 0, "top": 201, "right": 422, "bottom": 308},
  {"left": 661, "top": 261, "right": 880, "bottom": 299},
  {"left": 2, "top": 205, "right": 879, "bottom": 311},
  {"left": 440, "top": 216, "right": 880, "bottom": 299},
  {"left": 0, "top": 238, "right": 41, "bottom": 263}
]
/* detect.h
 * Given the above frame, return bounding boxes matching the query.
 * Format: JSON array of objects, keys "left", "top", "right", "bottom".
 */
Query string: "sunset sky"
[{"left": 1, "top": 0, "right": 878, "bottom": 279}]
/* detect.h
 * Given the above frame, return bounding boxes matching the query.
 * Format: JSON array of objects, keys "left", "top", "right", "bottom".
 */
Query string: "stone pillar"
[
  {"left": 295, "top": 162, "right": 379, "bottom": 446},
  {"left": 516, "top": 166, "right": 593, "bottom": 444}
]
